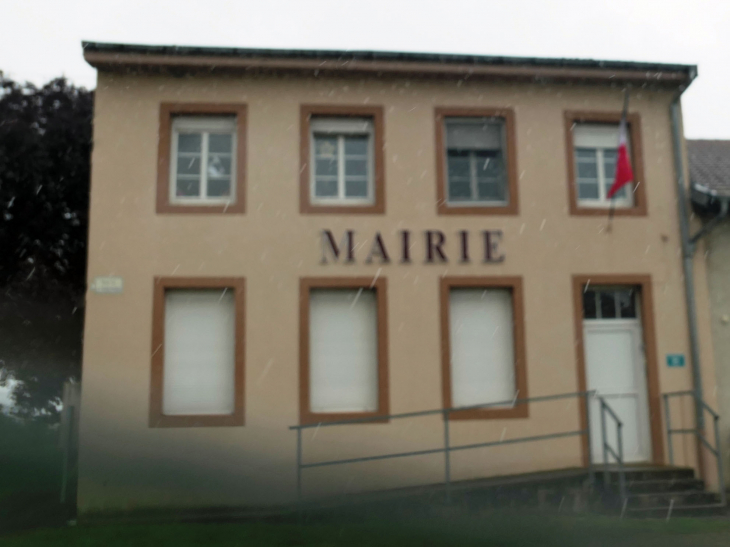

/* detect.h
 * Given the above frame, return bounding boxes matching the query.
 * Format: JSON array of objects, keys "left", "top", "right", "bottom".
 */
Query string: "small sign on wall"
[
  {"left": 91, "top": 276, "right": 123, "bottom": 294},
  {"left": 666, "top": 354, "right": 685, "bottom": 368}
]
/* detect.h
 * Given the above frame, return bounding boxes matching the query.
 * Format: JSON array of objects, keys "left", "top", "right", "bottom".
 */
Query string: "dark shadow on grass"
[{"left": 0, "top": 414, "right": 76, "bottom": 535}]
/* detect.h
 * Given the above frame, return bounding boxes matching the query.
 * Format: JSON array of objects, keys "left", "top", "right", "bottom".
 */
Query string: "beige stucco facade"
[
  {"left": 703, "top": 225, "right": 730, "bottom": 487},
  {"left": 78, "top": 59, "right": 718, "bottom": 514}
]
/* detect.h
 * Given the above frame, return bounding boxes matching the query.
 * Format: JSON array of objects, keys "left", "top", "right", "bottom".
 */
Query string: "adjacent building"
[
  {"left": 689, "top": 139, "right": 730, "bottom": 487},
  {"left": 78, "top": 42, "right": 718, "bottom": 514}
]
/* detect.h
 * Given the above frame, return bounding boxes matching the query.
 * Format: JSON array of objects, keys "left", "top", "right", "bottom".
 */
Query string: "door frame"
[{"left": 572, "top": 274, "right": 663, "bottom": 466}]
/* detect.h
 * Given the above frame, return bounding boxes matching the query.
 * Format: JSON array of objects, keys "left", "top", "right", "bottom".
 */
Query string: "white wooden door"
[{"left": 584, "top": 319, "right": 651, "bottom": 463}]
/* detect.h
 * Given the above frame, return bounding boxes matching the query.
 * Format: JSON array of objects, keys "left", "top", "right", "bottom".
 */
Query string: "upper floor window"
[
  {"left": 445, "top": 118, "right": 507, "bottom": 205},
  {"left": 157, "top": 103, "right": 247, "bottom": 214},
  {"left": 573, "top": 124, "right": 632, "bottom": 208},
  {"left": 300, "top": 105, "right": 385, "bottom": 214},
  {"left": 311, "top": 118, "right": 374, "bottom": 205},
  {"left": 435, "top": 108, "right": 518, "bottom": 216},
  {"left": 171, "top": 117, "right": 236, "bottom": 205},
  {"left": 565, "top": 112, "right": 646, "bottom": 217}
]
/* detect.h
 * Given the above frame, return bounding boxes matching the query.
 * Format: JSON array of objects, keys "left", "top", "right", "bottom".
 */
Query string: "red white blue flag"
[{"left": 606, "top": 109, "right": 634, "bottom": 199}]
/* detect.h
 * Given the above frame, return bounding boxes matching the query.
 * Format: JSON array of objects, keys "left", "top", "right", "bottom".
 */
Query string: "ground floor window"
[
  {"left": 149, "top": 277, "right": 245, "bottom": 427},
  {"left": 299, "top": 277, "right": 389, "bottom": 424},
  {"left": 440, "top": 277, "right": 528, "bottom": 419}
]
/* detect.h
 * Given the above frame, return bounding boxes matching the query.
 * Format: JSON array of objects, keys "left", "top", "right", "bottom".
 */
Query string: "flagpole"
[
  {"left": 607, "top": 88, "right": 631, "bottom": 233},
  {"left": 607, "top": 200, "right": 615, "bottom": 232}
]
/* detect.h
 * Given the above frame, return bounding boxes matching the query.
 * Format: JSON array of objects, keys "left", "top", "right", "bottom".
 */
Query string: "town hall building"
[{"left": 77, "top": 42, "right": 720, "bottom": 514}]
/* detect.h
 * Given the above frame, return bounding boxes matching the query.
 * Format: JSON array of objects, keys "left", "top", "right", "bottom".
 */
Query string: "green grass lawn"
[
  {"left": 4, "top": 512, "right": 730, "bottom": 546},
  {"left": 2, "top": 414, "right": 730, "bottom": 546}
]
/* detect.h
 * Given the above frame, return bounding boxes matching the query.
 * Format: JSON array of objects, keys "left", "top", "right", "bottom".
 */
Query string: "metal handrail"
[
  {"left": 290, "top": 391, "right": 595, "bottom": 430},
  {"left": 290, "top": 390, "right": 596, "bottom": 504},
  {"left": 598, "top": 396, "right": 628, "bottom": 506},
  {"left": 663, "top": 390, "right": 727, "bottom": 506}
]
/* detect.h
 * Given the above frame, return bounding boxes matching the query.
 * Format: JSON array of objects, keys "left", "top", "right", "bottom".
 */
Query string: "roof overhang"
[{"left": 82, "top": 42, "right": 697, "bottom": 87}]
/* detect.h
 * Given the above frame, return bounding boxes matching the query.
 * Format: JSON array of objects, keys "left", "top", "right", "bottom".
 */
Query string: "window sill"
[
  {"left": 569, "top": 205, "right": 646, "bottom": 217},
  {"left": 170, "top": 198, "right": 236, "bottom": 205},
  {"left": 437, "top": 202, "right": 518, "bottom": 215},
  {"left": 310, "top": 200, "right": 376, "bottom": 207},
  {"left": 149, "top": 413, "right": 244, "bottom": 428},
  {"left": 447, "top": 406, "right": 529, "bottom": 420},
  {"left": 576, "top": 202, "right": 632, "bottom": 209},
  {"left": 300, "top": 411, "right": 390, "bottom": 426},
  {"left": 157, "top": 202, "right": 245, "bottom": 214},
  {"left": 301, "top": 202, "right": 385, "bottom": 215}
]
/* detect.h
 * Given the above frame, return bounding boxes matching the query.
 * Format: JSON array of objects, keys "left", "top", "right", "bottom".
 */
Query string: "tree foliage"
[
  {"left": 0, "top": 74, "right": 92, "bottom": 420},
  {"left": 0, "top": 75, "right": 92, "bottom": 294}
]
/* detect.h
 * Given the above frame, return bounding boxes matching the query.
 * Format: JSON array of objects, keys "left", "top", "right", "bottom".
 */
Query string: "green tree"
[{"left": 0, "top": 75, "right": 92, "bottom": 421}]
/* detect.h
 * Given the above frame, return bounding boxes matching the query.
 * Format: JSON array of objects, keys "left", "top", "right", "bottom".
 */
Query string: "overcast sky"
[{"left": 1, "top": 0, "right": 730, "bottom": 138}]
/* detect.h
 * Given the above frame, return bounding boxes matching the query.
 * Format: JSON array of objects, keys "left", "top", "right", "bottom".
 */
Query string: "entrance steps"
[
  {"left": 304, "top": 467, "right": 726, "bottom": 519},
  {"left": 602, "top": 467, "right": 727, "bottom": 518}
]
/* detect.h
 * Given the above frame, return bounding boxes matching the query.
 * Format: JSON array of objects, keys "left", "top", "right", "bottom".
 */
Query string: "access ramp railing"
[
  {"left": 290, "top": 391, "right": 599, "bottom": 505},
  {"left": 598, "top": 396, "right": 628, "bottom": 507}
]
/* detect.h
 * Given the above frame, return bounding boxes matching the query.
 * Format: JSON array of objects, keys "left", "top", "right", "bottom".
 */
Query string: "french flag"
[{"left": 606, "top": 111, "right": 634, "bottom": 199}]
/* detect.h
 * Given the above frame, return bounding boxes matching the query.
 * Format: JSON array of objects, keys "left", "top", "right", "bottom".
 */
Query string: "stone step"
[
  {"left": 603, "top": 467, "right": 695, "bottom": 482},
  {"left": 627, "top": 503, "right": 727, "bottom": 518},
  {"left": 625, "top": 490, "right": 721, "bottom": 508},
  {"left": 623, "top": 478, "right": 705, "bottom": 494}
]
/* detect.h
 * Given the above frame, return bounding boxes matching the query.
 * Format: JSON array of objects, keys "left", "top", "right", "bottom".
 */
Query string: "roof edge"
[{"left": 81, "top": 41, "right": 697, "bottom": 86}]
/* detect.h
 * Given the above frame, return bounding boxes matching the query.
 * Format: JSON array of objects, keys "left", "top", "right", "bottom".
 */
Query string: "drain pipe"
[{"left": 669, "top": 73, "right": 705, "bottom": 433}]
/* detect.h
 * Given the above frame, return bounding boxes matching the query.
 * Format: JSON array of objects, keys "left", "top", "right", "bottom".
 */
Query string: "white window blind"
[
  {"left": 449, "top": 288, "right": 516, "bottom": 408},
  {"left": 309, "top": 289, "right": 378, "bottom": 413},
  {"left": 446, "top": 119, "right": 503, "bottom": 150},
  {"left": 163, "top": 289, "right": 236, "bottom": 415},
  {"left": 573, "top": 124, "right": 623, "bottom": 149}
]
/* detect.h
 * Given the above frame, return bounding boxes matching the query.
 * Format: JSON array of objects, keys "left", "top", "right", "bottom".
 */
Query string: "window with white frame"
[
  {"left": 583, "top": 286, "right": 637, "bottom": 320},
  {"left": 445, "top": 117, "right": 508, "bottom": 205},
  {"left": 171, "top": 116, "right": 237, "bottom": 204},
  {"left": 163, "top": 289, "right": 236, "bottom": 415},
  {"left": 573, "top": 123, "right": 633, "bottom": 208},
  {"left": 449, "top": 288, "right": 516, "bottom": 407},
  {"left": 310, "top": 117, "right": 374, "bottom": 205},
  {"left": 309, "top": 288, "right": 378, "bottom": 413}
]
